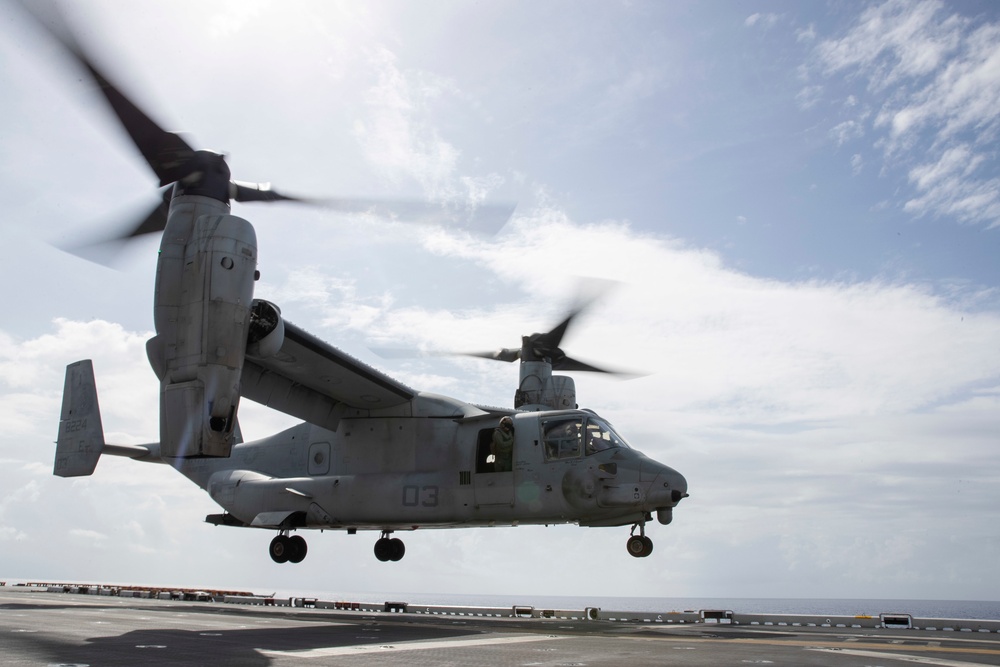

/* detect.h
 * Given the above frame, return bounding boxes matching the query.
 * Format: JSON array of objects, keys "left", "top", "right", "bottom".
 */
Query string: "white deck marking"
[
  {"left": 809, "top": 648, "right": 996, "bottom": 666},
  {"left": 258, "top": 633, "right": 561, "bottom": 658}
]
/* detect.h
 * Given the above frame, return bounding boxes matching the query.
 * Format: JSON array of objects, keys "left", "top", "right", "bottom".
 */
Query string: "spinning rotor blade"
[
  {"left": 464, "top": 348, "right": 522, "bottom": 363},
  {"left": 377, "top": 279, "right": 631, "bottom": 375},
  {"left": 233, "top": 181, "right": 311, "bottom": 204},
  {"left": 548, "top": 354, "right": 621, "bottom": 375},
  {"left": 83, "top": 65, "right": 196, "bottom": 187},
  {"left": 480, "top": 279, "right": 633, "bottom": 375},
  {"left": 124, "top": 187, "right": 172, "bottom": 239},
  {"left": 54, "top": 188, "right": 171, "bottom": 265},
  {"left": 16, "top": 1, "right": 196, "bottom": 186},
  {"left": 529, "top": 305, "right": 585, "bottom": 358},
  {"left": 371, "top": 346, "right": 521, "bottom": 363},
  {"left": 231, "top": 188, "right": 514, "bottom": 233},
  {"left": 19, "top": 1, "right": 516, "bottom": 266},
  {"left": 518, "top": 279, "right": 615, "bottom": 364},
  {"left": 404, "top": 335, "right": 627, "bottom": 376}
]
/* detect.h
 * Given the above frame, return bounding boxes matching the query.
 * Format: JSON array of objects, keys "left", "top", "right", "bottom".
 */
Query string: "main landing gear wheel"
[
  {"left": 270, "top": 534, "right": 308, "bottom": 564},
  {"left": 374, "top": 533, "right": 405, "bottom": 562},
  {"left": 287, "top": 535, "right": 307, "bottom": 563}
]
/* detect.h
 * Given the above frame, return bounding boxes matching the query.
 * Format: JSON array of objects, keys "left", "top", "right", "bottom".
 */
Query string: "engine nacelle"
[
  {"left": 154, "top": 212, "right": 257, "bottom": 458},
  {"left": 515, "top": 362, "right": 577, "bottom": 410}
]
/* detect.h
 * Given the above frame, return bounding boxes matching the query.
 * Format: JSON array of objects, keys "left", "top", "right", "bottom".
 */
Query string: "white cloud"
[
  {"left": 903, "top": 144, "right": 1000, "bottom": 226},
  {"left": 353, "top": 47, "right": 461, "bottom": 200},
  {"left": 69, "top": 528, "right": 108, "bottom": 543},
  {"left": 851, "top": 153, "right": 864, "bottom": 174},
  {"left": 816, "top": 0, "right": 962, "bottom": 88},
  {"left": 812, "top": 0, "right": 1000, "bottom": 227},
  {"left": 830, "top": 119, "right": 864, "bottom": 145},
  {"left": 796, "top": 84, "right": 823, "bottom": 110},
  {"left": 745, "top": 13, "right": 781, "bottom": 30}
]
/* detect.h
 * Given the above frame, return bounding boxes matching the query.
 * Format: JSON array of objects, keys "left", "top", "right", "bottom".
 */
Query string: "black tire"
[
  {"left": 640, "top": 535, "right": 654, "bottom": 557},
  {"left": 388, "top": 538, "right": 405, "bottom": 562},
  {"left": 269, "top": 535, "right": 290, "bottom": 564},
  {"left": 374, "top": 537, "right": 392, "bottom": 562},
  {"left": 626, "top": 535, "right": 647, "bottom": 558},
  {"left": 288, "top": 535, "right": 308, "bottom": 563}
]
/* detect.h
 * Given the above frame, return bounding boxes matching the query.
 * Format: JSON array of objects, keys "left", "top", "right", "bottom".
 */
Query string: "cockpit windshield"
[
  {"left": 541, "top": 414, "right": 631, "bottom": 461},
  {"left": 584, "top": 417, "right": 631, "bottom": 455}
]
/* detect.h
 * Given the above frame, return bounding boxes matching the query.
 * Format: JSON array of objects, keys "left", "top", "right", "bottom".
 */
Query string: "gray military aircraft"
[{"left": 33, "top": 3, "right": 687, "bottom": 563}]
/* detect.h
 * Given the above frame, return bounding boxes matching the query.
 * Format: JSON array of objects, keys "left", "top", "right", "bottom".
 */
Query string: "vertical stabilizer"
[{"left": 55, "top": 359, "right": 105, "bottom": 477}]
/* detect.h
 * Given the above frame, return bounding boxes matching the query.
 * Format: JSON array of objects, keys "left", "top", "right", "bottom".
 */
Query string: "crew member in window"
[{"left": 491, "top": 417, "right": 514, "bottom": 472}]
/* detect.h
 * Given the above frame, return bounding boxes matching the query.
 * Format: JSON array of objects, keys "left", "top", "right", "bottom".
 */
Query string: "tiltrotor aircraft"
[{"left": 32, "top": 4, "right": 688, "bottom": 563}]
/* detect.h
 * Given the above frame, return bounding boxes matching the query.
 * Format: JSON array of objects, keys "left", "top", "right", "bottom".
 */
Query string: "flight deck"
[{"left": 4, "top": 584, "right": 1000, "bottom": 666}]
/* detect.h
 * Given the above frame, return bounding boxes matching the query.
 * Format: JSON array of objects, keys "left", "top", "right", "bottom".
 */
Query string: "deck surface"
[{"left": 3, "top": 588, "right": 1000, "bottom": 666}]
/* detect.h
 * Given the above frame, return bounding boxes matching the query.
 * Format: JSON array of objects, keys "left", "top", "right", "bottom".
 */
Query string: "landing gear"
[
  {"left": 627, "top": 523, "right": 653, "bottom": 558},
  {"left": 269, "top": 533, "right": 308, "bottom": 564},
  {"left": 374, "top": 531, "right": 405, "bottom": 562}
]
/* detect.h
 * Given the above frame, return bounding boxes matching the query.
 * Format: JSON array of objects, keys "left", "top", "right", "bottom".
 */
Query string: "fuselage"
[{"left": 170, "top": 397, "right": 687, "bottom": 533}]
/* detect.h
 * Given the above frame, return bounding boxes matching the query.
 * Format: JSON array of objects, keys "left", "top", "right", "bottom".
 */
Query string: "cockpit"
[
  {"left": 541, "top": 412, "right": 631, "bottom": 461},
  {"left": 473, "top": 410, "right": 637, "bottom": 474}
]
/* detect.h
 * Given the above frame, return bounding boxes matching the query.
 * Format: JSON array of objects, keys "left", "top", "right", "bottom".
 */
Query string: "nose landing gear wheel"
[
  {"left": 626, "top": 535, "right": 653, "bottom": 557},
  {"left": 626, "top": 534, "right": 653, "bottom": 558}
]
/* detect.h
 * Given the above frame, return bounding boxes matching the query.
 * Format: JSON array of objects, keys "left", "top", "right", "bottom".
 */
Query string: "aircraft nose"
[
  {"left": 647, "top": 465, "right": 688, "bottom": 525},
  {"left": 661, "top": 467, "right": 688, "bottom": 503}
]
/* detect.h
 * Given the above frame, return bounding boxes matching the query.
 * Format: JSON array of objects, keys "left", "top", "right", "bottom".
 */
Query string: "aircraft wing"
[{"left": 241, "top": 320, "right": 415, "bottom": 430}]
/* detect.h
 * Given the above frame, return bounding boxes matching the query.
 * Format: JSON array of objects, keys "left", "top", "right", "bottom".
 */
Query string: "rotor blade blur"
[
  {"left": 233, "top": 182, "right": 310, "bottom": 204},
  {"left": 464, "top": 348, "right": 522, "bottom": 363},
  {"left": 543, "top": 311, "right": 578, "bottom": 350},
  {"left": 13, "top": 0, "right": 197, "bottom": 186},
  {"left": 554, "top": 356, "right": 620, "bottom": 374},
  {"left": 123, "top": 188, "right": 171, "bottom": 238},
  {"left": 54, "top": 191, "right": 169, "bottom": 266},
  {"left": 543, "top": 279, "right": 619, "bottom": 348},
  {"left": 371, "top": 347, "right": 521, "bottom": 363}
]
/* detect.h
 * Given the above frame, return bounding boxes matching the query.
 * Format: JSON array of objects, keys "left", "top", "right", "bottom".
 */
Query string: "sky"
[{"left": 1, "top": 0, "right": 1000, "bottom": 604}]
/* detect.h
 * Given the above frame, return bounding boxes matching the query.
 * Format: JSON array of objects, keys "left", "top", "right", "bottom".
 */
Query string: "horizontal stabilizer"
[{"left": 55, "top": 360, "right": 105, "bottom": 477}]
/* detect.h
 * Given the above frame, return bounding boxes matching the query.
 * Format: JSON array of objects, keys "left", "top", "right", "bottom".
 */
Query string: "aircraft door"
[{"left": 473, "top": 423, "right": 514, "bottom": 507}]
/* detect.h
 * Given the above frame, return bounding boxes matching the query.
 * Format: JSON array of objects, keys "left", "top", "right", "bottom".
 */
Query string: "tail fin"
[{"left": 55, "top": 360, "right": 105, "bottom": 477}]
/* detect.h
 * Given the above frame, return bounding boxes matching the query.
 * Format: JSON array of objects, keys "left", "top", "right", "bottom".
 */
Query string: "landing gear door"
[{"left": 473, "top": 426, "right": 513, "bottom": 507}]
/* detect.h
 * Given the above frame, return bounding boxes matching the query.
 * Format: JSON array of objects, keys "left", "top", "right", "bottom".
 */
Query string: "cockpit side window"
[
  {"left": 542, "top": 417, "right": 583, "bottom": 460},
  {"left": 584, "top": 418, "right": 631, "bottom": 455}
]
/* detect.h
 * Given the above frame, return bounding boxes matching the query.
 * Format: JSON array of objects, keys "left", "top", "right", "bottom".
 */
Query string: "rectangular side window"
[{"left": 542, "top": 417, "right": 583, "bottom": 460}]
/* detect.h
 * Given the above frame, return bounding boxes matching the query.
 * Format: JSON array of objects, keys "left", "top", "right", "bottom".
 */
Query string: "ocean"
[{"left": 281, "top": 591, "right": 1000, "bottom": 620}]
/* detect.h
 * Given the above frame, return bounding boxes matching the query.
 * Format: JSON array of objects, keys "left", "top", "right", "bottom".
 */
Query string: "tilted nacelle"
[
  {"left": 148, "top": 202, "right": 258, "bottom": 458},
  {"left": 514, "top": 361, "right": 577, "bottom": 411}
]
